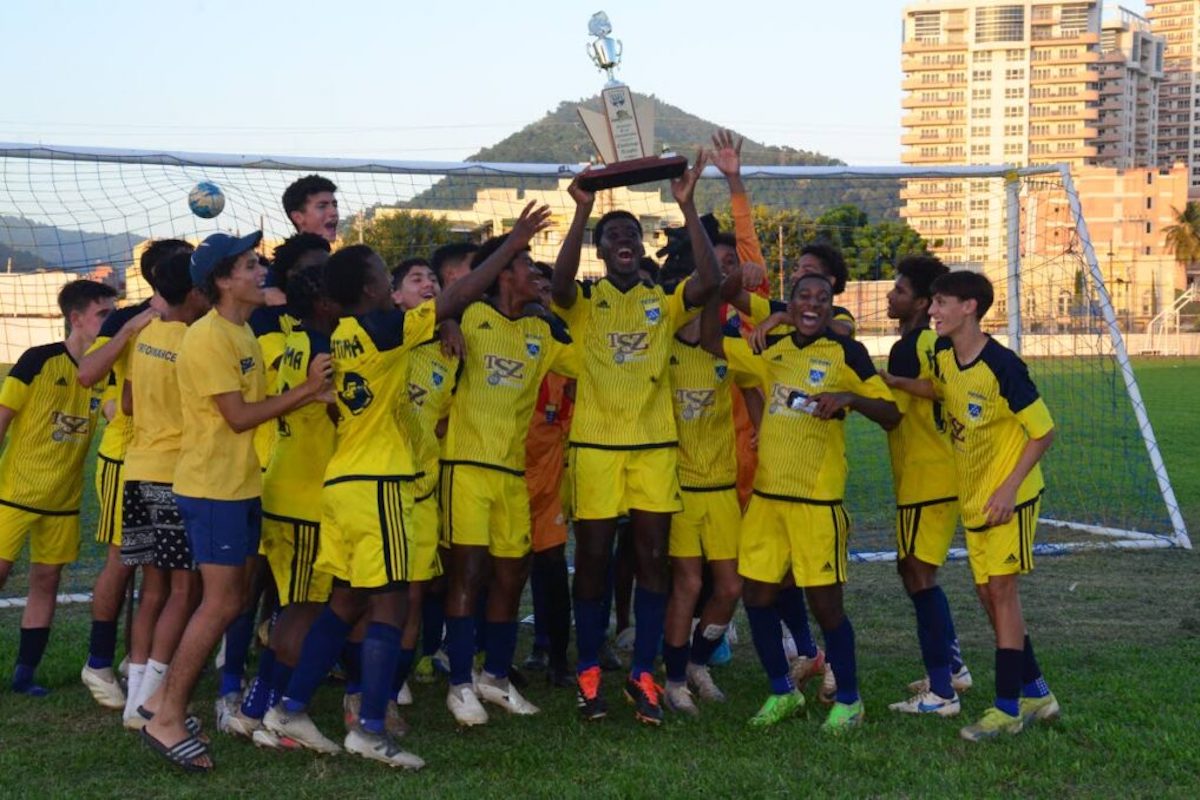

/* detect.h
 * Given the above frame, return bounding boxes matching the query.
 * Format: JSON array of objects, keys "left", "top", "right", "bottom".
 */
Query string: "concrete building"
[
  {"left": 1097, "top": 8, "right": 1164, "bottom": 168},
  {"left": 1146, "top": 0, "right": 1200, "bottom": 197}
]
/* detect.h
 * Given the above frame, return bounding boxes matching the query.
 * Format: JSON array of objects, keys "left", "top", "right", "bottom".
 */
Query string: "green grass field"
[{"left": 0, "top": 359, "right": 1197, "bottom": 798}]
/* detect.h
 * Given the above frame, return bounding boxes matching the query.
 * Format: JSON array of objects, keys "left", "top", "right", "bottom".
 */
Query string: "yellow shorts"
[
  {"left": 669, "top": 487, "right": 741, "bottom": 561},
  {"left": 570, "top": 446, "right": 683, "bottom": 520},
  {"left": 261, "top": 513, "right": 333, "bottom": 605},
  {"left": 315, "top": 478, "right": 417, "bottom": 589},
  {"left": 965, "top": 495, "right": 1039, "bottom": 585},
  {"left": 737, "top": 494, "right": 850, "bottom": 587},
  {"left": 439, "top": 463, "right": 531, "bottom": 558},
  {"left": 94, "top": 454, "right": 124, "bottom": 546},
  {"left": 410, "top": 488, "right": 442, "bottom": 581},
  {"left": 896, "top": 498, "right": 959, "bottom": 567},
  {"left": 0, "top": 501, "right": 81, "bottom": 565}
]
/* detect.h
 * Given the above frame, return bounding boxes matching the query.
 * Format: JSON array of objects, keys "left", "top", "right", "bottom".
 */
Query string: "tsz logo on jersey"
[
  {"left": 641, "top": 298, "right": 661, "bottom": 325},
  {"left": 966, "top": 392, "right": 986, "bottom": 423},
  {"left": 408, "top": 382, "right": 428, "bottom": 407},
  {"left": 606, "top": 332, "right": 649, "bottom": 364},
  {"left": 339, "top": 372, "right": 374, "bottom": 415},
  {"left": 674, "top": 388, "right": 715, "bottom": 421},
  {"left": 807, "top": 358, "right": 831, "bottom": 388},
  {"left": 768, "top": 383, "right": 807, "bottom": 415},
  {"left": 49, "top": 411, "right": 90, "bottom": 442},
  {"left": 484, "top": 355, "right": 525, "bottom": 386}
]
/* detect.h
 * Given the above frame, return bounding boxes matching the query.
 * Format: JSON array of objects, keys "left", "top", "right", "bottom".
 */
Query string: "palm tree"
[{"left": 1162, "top": 202, "right": 1200, "bottom": 266}]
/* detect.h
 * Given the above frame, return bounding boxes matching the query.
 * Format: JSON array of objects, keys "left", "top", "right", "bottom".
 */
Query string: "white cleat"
[
  {"left": 344, "top": 728, "right": 425, "bottom": 770},
  {"left": 446, "top": 683, "right": 489, "bottom": 726},
  {"left": 81, "top": 665, "right": 126, "bottom": 710},
  {"left": 663, "top": 681, "right": 699, "bottom": 716},
  {"left": 888, "top": 689, "right": 961, "bottom": 717},
  {"left": 475, "top": 672, "right": 539, "bottom": 716},
  {"left": 214, "top": 692, "right": 243, "bottom": 734},
  {"left": 396, "top": 681, "right": 413, "bottom": 706},
  {"left": 686, "top": 663, "right": 727, "bottom": 703},
  {"left": 263, "top": 705, "right": 341, "bottom": 754},
  {"left": 252, "top": 726, "right": 301, "bottom": 750},
  {"left": 220, "top": 707, "right": 263, "bottom": 738},
  {"left": 908, "top": 664, "right": 974, "bottom": 695}
]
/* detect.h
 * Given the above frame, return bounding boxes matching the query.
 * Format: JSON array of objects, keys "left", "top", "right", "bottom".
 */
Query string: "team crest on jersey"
[
  {"left": 431, "top": 369, "right": 445, "bottom": 388},
  {"left": 606, "top": 332, "right": 649, "bottom": 364},
  {"left": 239, "top": 356, "right": 256, "bottom": 374},
  {"left": 339, "top": 371, "right": 374, "bottom": 415},
  {"left": 484, "top": 354, "right": 525, "bottom": 386},
  {"left": 89, "top": 396, "right": 101, "bottom": 413},
  {"left": 966, "top": 391, "right": 986, "bottom": 422},
  {"left": 807, "top": 358, "right": 831, "bottom": 388},
  {"left": 675, "top": 388, "right": 716, "bottom": 421},
  {"left": 525, "top": 335, "right": 542, "bottom": 358},
  {"left": 715, "top": 363, "right": 728, "bottom": 381},
  {"left": 50, "top": 411, "right": 90, "bottom": 442},
  {"left": 642, "top": 297, "right": 661, "bottom": 325}
]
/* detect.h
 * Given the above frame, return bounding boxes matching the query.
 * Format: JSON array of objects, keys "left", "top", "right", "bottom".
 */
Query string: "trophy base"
[{"left": 577, "top": 155, "right": 688, "bottom": 191}]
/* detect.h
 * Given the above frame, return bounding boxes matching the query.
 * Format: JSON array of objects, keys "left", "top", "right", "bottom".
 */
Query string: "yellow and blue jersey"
[
  {"left": 668, "top": 337, "right": 754, "bottom": 490},
  {"left": 887, "top": 327, "right": 956, "bottom": 506},
  {"left": 399, "top": 339, "right": 458, "bottom": 497}
]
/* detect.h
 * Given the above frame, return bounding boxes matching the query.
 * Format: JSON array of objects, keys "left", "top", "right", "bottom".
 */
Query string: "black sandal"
[
  {"left": 140, "top": 728, "right": 212, "bottom": 773},
  {"left": 136, "top": 706, "right": 207, "bottom": 743}
]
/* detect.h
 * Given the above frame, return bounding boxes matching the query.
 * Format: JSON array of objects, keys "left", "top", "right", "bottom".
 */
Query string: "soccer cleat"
[
  {"left": 959, "top": 706, "right": 1024, "bottom": 741},
  {"left": 686, "top": 663, "right": 726, "bottom": 703},
  {"left": 446, "top": 683, "right": 489, "bottom": 726},
  {"left": 907, "top": 664, "right": 974, "bottom": 695},
  {"left": 614, "top": 626, "right": 636, "bottom": 652},
  {"left": 748, "top": 691, "right": 805, "bottom": 727},
  {"left": 623, "top": 672, "right": 664, "bottom": 726},
  {"left": 396, "top": 681, "right": 413, "bottom": 707},
  {"left": 219, "top": 707, "right": 264, "bottom": 738},
  {"left": 818, "top": 662, "right": 837, "bottom": 706},
  {"left": 413, "top": 655, "right": 436, "bottom": 684},
  {"left": 476, "top": 672, "right": 540, "bottom": 716},
  {"left": 663, "top": 681, "right": 699, "bottom": 717},
  {"left": 576, "top": 665, "right": 607, "bottom": 721},
  {"left": 263, "top": 705, "right": 341, "bottom": 754},
  {"left": 214, "top": 692, "right": 243, "bottom": 734},
  {"left": 342, "top": 692, "right": 362, "bottom": 733},
  {"left": 431, "top": 648, "right": 450, "bottom": 676},
  {"left": 597, "top": 640, "right": 623, "bottom": 672},
  {"left": 787, "top": 648, "right": 826, "bottom": 693},
  {"left": 251, "top": 727, "right": 301, "bottom": 750},
  {"left": 522, "top": 647, "right": 550, "bottom": 673},
  {"left": 822, "top": 699, "right": 865, "bottom": 733},
  {"left": 887, "top": 689, "right": 961, "bottom": 717},
  {"left": 81, "top": 665, "right": 126, "bottom": 710},
  {"left": 1019, "top": 692, "right": 1061, "bottom": 726},
  {"left": 344, "top": 728, "right": 425, "bottom": 770}
]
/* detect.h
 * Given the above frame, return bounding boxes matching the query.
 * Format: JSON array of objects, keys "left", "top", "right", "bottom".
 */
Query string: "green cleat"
[
  {"left": 413, "top": 656, "right": 435, "bottom": 684},
  {"left": 748, "top": 691, "right": 805, "bottom": 727},
  {"left": 1019, "top": 693, "right": 1061, "bottom": 726},
  {"left": 822, "top": 699, "right": 865, "bottom": 733},
  {"left": 959, "top": 706, "right": 1024, "bottom": 742}
]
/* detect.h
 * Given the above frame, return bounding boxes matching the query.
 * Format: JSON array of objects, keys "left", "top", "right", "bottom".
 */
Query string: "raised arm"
[
  {"left": 699, "top": 295, "right": 726, "bottom": 359},
  {"left": 552, "top": 177, "right": 595, "bottom": 309},
  {"left": 437, "top": 201, "right": 552, "bottom": 322},
  {"left": 711, "top": 129, "right": 767, "bottom": 280},
  {"left": 676, "top": 152, "right": 720, "bottom": 308},
  {"left": 77, "top": 307, "right": 157, "bottom": 387}
]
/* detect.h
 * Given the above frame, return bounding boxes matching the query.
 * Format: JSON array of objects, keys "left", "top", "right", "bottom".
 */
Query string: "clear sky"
[{"left": 0, "top": 0, "right": 926, "bottom": 165}]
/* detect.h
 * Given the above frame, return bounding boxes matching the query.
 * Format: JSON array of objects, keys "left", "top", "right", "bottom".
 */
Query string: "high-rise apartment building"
[
  {"left": 1147, "top": 0, "right": 1200, "bottom": 196},
  {"left": 900, "top": 1, "right": 1164, "bottom": 263}
]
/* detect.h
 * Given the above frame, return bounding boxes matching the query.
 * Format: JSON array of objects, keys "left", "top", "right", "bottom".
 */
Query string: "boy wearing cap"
[{"left": 139, "top": 232, "right": 332, "bottom": 773}]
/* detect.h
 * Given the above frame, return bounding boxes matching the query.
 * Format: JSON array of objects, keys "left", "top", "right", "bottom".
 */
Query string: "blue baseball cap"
[{"left": 190, "top": 231, "right": 263, "bottom": 286}]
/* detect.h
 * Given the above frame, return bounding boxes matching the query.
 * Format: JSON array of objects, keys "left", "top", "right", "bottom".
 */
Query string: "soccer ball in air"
[{"left": 188, "top": 181, "right": 226, "bottom": 218}]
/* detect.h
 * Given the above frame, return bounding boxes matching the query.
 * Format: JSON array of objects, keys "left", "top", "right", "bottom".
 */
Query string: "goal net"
[{"left": 0, "top": 143, "right": 1188, "bottom": 601}]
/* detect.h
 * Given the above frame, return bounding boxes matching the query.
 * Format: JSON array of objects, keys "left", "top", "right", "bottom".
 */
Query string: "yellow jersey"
[
  {"left": 250, "top": 306, "right": 298, "bottom": 469},
  {"left": 553, "top": 277, "right": 697, "bottom": 449},
  {"left": 173, "top": 309, "right": 267, "bottom": 500},
  {"left": 262, "top": 329, "right": 337, "bottom": 522},
  {"left": 443, "top": 302, "right": 576, "bottom": 475},
  {"left": 0, "top": 342, "right": 103, "bottom": 513},
  {"left": 886, "top": 327, "right": 956, "bottom": 506},
  {"left": 725, "top": 331, "right": 893, "bottom": 503},
  {"left": 325, "top": 301, "right": 437, "bottom": 484},
  {"left": 932, "top": 336, "right": 1054, "bottom": 531},
  {"left": 399, "top": 339, "right": 458, "bottom": 497},
  {"left": 92, "top": 300, "right": 150, "bottom": 462},
  {"left": 668, "top": 337, "right": 754, "bottom": 490},
  {"left": 123, "top": 319, "right": 188, "bottom": 485}
]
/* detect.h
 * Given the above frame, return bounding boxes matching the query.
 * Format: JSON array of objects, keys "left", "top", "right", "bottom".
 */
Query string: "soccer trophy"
[{"left": 576, "top": 11, "right": 688, "bottom": 191}]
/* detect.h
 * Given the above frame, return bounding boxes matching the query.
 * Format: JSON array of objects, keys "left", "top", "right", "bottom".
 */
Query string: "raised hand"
[
  {"left": 671, "top": 149, "right": 707, "bottom": 207},
  {"left": 740, "top": 261, "right": 767, "bottom": 289},
  {"left": 709, "top": 129, "right": 743, "bottom": 177},
  {"left": 509, "top": 201, "right": 554, "bottom": 248},
  {"left": 567, "top": 174, "right": 595, "bottom": 209}
]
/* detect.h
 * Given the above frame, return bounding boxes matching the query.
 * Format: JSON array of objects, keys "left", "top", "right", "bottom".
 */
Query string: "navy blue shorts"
[{"left": 175, "top": 495, "right": 262, "bottom": 567}]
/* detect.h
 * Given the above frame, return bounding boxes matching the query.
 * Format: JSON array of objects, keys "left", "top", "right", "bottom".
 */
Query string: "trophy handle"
[{"left": 615, "top": 39, "right": 623, "bottom": 60}]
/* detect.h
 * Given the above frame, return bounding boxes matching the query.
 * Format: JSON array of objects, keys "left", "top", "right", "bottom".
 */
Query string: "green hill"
[{"left": 404, "top": 94, "right": 901, "bottom": 222}]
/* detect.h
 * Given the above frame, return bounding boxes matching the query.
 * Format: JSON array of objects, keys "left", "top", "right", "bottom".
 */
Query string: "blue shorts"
[{"left": 175, "top": 495, "right": 262, "bottom": 567}]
